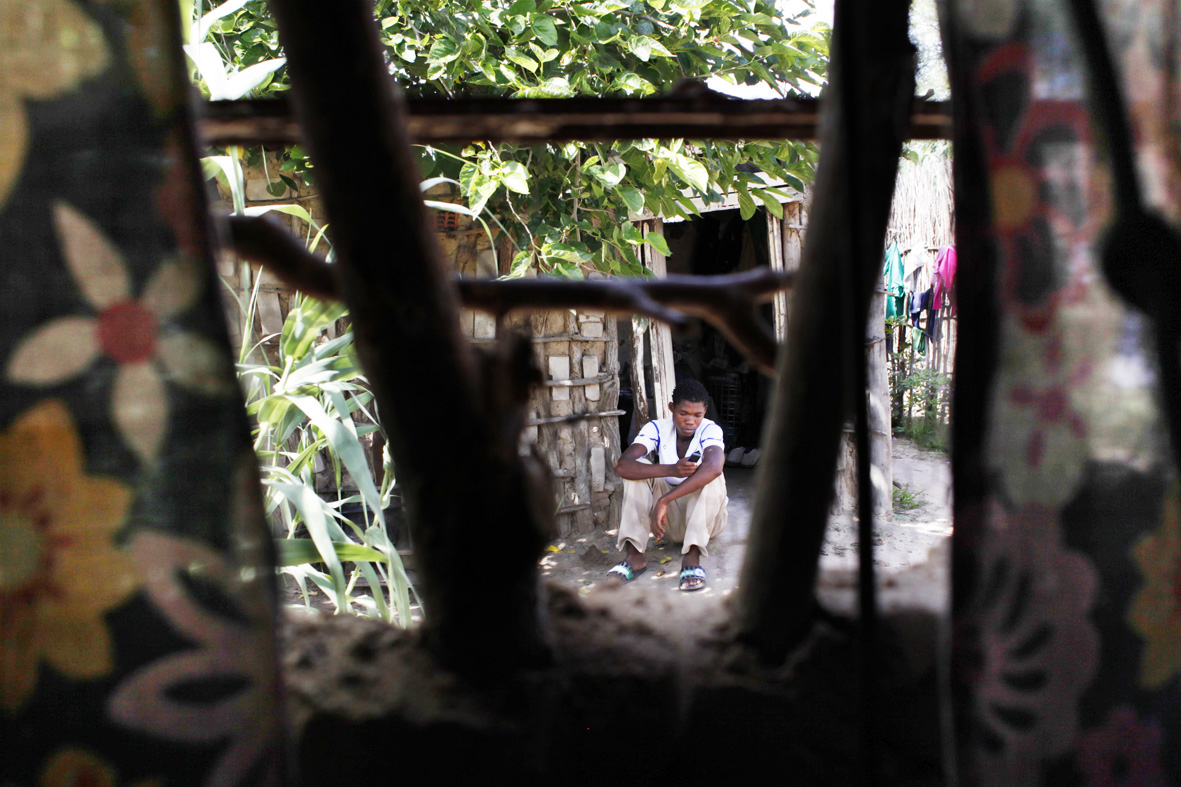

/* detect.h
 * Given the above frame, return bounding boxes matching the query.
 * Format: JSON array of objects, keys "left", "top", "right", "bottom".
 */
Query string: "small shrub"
[{"left": 893, "top": 483, "right": 924, "bottom": 512}]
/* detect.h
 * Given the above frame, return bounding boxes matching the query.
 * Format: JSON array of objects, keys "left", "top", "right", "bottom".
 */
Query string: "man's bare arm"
[
  {"left": 614, "top": 442, "right": 694, "bottom": 480},
  {"left": 657, "top": 445, "right": 725, "bottom": 503},
  {"left": 646, "top": 445, "right": 725, "bottom": 538}
]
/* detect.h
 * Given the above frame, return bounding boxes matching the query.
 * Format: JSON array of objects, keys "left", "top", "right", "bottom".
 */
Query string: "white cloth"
[
  {"left": 630, "top": 417, "right": 725, "bottom": 486},
  {"left": 904, "top": 247, "right": 930, "bottom": 295}
]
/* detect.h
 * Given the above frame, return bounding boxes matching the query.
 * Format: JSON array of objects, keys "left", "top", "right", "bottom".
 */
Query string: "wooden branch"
[
  {"left": 266, "top": 0, "right": 553, "bottom": 674},
  {"left": 227, "top": 214, "right": 789, "bottom": 375},
  {"left": 527, "top": 410, "right": 626, "bottom": 426},
  {"left": 228, "top": 213, "right": 339, "bottom": 301},
  {"left": 459, "top": 270, "right": 787, "bottom": 375},
  {"left": 199, "top": 94, "right": 952, "bottom": 146},
  {"left": 734, "top": 0, "right": 916, "bottom": 662}
]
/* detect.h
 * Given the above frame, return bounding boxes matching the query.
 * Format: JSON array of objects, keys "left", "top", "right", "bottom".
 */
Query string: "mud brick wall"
[
  {"left": 523, "top": 307, "right": 623, "bottom": 536},
  {"left": 220, "top": 173, "right": 623, "bottom": 534}
]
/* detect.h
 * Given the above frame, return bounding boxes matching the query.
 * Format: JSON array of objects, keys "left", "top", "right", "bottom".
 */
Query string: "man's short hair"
[{"left": 671, "top": 378, "right": 709, "bottom": 406}]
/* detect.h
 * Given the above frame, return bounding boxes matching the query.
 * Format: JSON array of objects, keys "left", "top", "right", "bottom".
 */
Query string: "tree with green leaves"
[{"left": 192, "top": 0, "right": 829, "bottom": 276}]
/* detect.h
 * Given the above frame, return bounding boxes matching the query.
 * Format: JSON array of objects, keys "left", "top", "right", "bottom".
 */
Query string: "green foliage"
[
  {"left": 193, "top": 0, "right": 829, "bottom": 275},
  {"left": 238, "top": 287, "right": 416, "bottom": 625},
  {"left": 909, "top": 0, "right": 948, "bottom": 101},
  {"left": 892, "top": 483, "right": 924, "bottom": 512},
  {"left": 389, "top": 0, "right": 827, "bottom": 274},
  {"left": 201, "top": 102, "right": 414, "bottom": 623},
  {"left": 184, "top": 0, "right": 286, "bottom": 100},
  {"left": 376, "top": 0, "right": 827, "bottom": 98},
  {"left": 888, "top": 316, "right": 951, "bottom": 453},
  {"left": 892, "top": 366, "right": 951, "bottom": 452}
]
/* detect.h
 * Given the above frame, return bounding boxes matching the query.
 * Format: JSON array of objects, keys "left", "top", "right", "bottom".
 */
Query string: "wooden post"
[
  {"left": 782, "top": 201, "right": 804, "bottom": 335},
  {"left": 867, "top": 284, "right": 893, "bottom": 521},
  {"left": 629, "top": 318, "right": 650, "bottom": 434},
  {"left": 268, "top": 0, "right": 553, "bottom": 673},
  {"left": 834, "top": 282, "right": 893, "bottom": 518},
  {"left": 603, "top": 316, "right": 623, "bottom": 527},
  {"left": 767, "top": 210, "right": 788, "bottom": 340},
  {"left": 644, "top": 218, "right": 677, "bottom": 417},
  {"left": 568, "top": 310, "right": 594, "bottom": 533},
  {"left": 734, "top": 0, "right": 915, "bottom": 661}
]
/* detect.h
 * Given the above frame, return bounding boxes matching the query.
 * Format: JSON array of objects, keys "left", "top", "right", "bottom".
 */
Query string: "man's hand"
[
  {"left": 650, "top": 498, "right": 668, "bottom": 540},
  {"left": 672, "top": 457, "right": 698, "bottom": 477}
]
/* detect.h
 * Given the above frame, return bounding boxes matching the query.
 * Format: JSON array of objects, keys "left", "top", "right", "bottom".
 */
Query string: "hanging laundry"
[
  {"left": 912, "top": 288, "right": 932, "bottom": 355},
  {"left": 903, "top": 245, "right": 929, "bottom": 296},
  {"left": 883, "top": 242, "right": 905, "bottom": 320},
  {"left": 932, "top": 246, "right": 957, "bottom": 313},
  {"left": 929, "top": 293, "right": 942, "bottom": 346}
]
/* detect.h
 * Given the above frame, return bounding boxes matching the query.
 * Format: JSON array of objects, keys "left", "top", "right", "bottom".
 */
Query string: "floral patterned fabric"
[
  {"left": 946, "top": 0, "right": 1181, "bottom": 783},
  {"left": 0, "top": 1, "right": 283, "bottom": 785}
]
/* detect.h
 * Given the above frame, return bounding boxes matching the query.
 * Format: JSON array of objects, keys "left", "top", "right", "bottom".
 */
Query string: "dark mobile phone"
[{"left": 688, "top": 451, "right": 701, "bottom": 462}]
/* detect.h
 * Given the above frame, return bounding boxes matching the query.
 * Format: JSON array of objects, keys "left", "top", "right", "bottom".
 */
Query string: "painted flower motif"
[
  {"left": 1127, "top": 489, "right": 1181, "bottom": 688},
  {"left": 976, "top": 43, "right": 1092, "bottom": 334},
  {"left": 108, "top": 530, "right": 281, "bottom": 787},
  {"left": 0, "top": 0, "right": 109, "bottom": 209},
  {"left": 955, "top": 501, "right": 1099, "bottom": 783},
  {"left": 6, "top": 201, "right": 233, "bottom": 465},
  {"left": 1076, "top": 707, "right": 1168, "bottom": 787},
  {"left": 36, "top": 747, "right": 161, "bottom": 787},
  {"left": 0, "top": 401, "right": 136, "bottom": 714},
  {"left": 990, "top": 327, "right": 1093, "bottom": 506}
]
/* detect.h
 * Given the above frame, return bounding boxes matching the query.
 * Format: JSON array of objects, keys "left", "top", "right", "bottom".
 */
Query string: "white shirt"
[{"left": 631, "top": 417, "right": 725, "bottom": 486}]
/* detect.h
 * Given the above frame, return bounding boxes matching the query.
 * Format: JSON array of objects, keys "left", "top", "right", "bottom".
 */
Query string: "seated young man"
[{"left": 608, "top": 378, "right": 728, "bottom": 591}]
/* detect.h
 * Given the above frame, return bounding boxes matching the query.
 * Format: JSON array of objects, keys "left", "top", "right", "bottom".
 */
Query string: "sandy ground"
[
  {"left": 282, "top": 437, "right": 951, "bottom": 616},
  {"left": 539, "top": 436, "right": 952, "bottom": 599}
]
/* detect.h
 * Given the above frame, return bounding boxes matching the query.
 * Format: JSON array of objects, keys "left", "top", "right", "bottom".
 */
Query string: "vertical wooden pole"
[
  {"left": 734, "top": 0, "right": 915, "bottom": 662},
  {"left": 645, "top": 218, "right": 677, "bottom": 416},
  {"left": 604, "top": 316, "right": 624, "bottom": 525},
  {"left": 568, "top": 311, "right": 594, "bottom": 532},
  {"left": 630, "top": 319, "right": 650, "bottom": 434},
  {"left": 767, "top": 210, "right": 788, "bottom": 341},
  {"left": 782, "top": 201, "right": 804, "bottom": 335},
  {"left": 836, "top": 282, "right": 894, "bottom": 518},
  {"left": 867, "top": 284, "right": 893, "bottom": 520},
  {"left": 268, "top": 0, "right": 552, "bottom": 674}
]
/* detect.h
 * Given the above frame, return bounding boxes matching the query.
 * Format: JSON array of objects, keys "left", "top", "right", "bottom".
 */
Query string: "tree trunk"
[
  {"left": 734, "top": 0, "right": 915, "bottom": 662},
  {"left": 267, "top": 0, "right": 552, "bottom": 674}
]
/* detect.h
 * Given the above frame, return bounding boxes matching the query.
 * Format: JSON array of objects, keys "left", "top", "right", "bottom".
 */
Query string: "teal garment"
[{"left": 883, "top": 242, "right": 905, "bottom": 320}]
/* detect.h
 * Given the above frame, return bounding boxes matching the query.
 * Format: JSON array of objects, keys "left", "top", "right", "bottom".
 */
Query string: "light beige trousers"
[{"left": 616, "top": 474, "right": 729, "bottom": 556}]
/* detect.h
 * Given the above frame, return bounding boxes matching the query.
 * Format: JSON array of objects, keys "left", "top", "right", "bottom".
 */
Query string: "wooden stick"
[
  {"left": 734, "top": 0, "right": 915, "bottom": 663},
  {"left": 228, "top": 213, "right": 340, "bottom": 301},
  {"left": 266, "top": 0, "right": 553, "bottom": 674},
  {"left": 228, "top": 213, "right": 790, "bottom": 375},
  {"left": 200, "top": 94, "right": 952, "bottom": 146}
]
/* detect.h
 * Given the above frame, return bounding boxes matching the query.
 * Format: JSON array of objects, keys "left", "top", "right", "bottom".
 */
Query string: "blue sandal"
[
  {"left": 679, "top": 565, "right": 706, "bottom": 591},
  {"left": 607, "top": 561, "right": 646, "bottom": 582}
]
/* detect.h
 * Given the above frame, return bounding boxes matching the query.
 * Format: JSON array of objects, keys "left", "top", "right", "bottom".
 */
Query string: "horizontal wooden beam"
[
  {"left": 199, "top": 94, "right": 951, "bottom": 147},
  {"left": 527, "top": 409, "right": 626, "bottom": 426}
]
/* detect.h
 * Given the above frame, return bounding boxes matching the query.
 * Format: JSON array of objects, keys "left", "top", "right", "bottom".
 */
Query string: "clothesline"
[{"left": 882, "top": 242, "right": 957, "bottom": 361}]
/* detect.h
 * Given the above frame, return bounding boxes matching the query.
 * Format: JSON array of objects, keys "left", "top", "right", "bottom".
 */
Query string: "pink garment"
[{"left": 932, "top": 246, "right": 957, "bottom": 313}]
